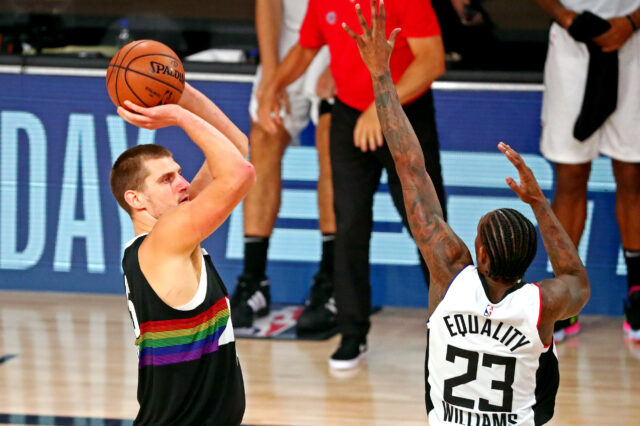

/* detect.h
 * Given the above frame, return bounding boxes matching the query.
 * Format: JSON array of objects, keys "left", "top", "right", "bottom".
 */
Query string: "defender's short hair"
[
  {"left": 110, "top": 144, "right": 172, "bottom": 214},
  {"left": 479, "top": 208, "right": 538, "bottom": 282}
]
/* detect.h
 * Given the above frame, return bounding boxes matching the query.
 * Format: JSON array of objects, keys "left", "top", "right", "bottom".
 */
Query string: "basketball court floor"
[{"left": 0, "top": 290, "right": 639, "bottom": 425}]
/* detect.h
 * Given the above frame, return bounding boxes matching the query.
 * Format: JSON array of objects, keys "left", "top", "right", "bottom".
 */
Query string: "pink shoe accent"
[
  {"left": 563, "top": 321, "right": 580, "bottom": 336},
  {"left": 629, "top": 286, "right": 640, "bottom": 297},
  {"left": 624, "top": 321, "right": 632, "bottom": 333}
]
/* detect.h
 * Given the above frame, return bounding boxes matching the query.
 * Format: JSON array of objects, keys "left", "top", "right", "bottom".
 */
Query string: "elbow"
[
  {"left": 238, "top": 161, "right": 256, "bottom": 194},
  {"left": 576, "top": 268, "right": 591, "bottom": 309}
]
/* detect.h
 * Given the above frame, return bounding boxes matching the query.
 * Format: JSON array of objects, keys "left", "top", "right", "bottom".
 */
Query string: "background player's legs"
[
  {"left": 231, "top": 122, "right": 291, "bottom": 328},
  {"left": 316, "top": 112, "right": 336, "bottom": 236},
  {"left": 612, "top": 160, "right": 640, "bottom": 338},
  {"left": 551, "top": 163, "right": 592, "bottom": 246},
  {"left": 329, "top": 100, "right": 382, "bottom": 368},
  {"left": 550, "top": 162, "right": 591, "bottom": 340},
  {"left": 297, "top": 108, "right": 339, "bottom": 334}
]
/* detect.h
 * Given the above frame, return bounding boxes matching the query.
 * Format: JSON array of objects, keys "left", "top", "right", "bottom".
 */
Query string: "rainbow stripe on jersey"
[{"left": 136, "top": 297, "right": 232, "bottom": 368}]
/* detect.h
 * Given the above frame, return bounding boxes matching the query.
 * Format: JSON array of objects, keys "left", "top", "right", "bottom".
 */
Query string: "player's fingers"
[
  {"left": 371, "top": 0, "right": 378, "bottom": 30},
  {"left": 118, "top": 106, "right": 151, "bottom": 123},
  {"left": 342, "top": 23, "right": 359, "bottom": 40},
  {"left": 355, "top": 4, "right": 370, "bottom": 36},
  {"left": 376, "top": 129, "right": 384, "bottom": 147},
  {"left": 379, "top": 0, "right": 386, "bottom": 22},
  {"left": 505, "top": 177, "right": 525, "bottom": 197},
  {"left": 123, "top": 100, "right": 148, "bottom": 115},
  {"left": 388, "top": 28, "right": 401, "bottom": 48}
]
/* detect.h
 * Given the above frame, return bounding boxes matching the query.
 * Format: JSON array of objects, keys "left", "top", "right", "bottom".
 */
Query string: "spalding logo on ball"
[{"left": 106, "top": 40, "right": 185, "bottom": 109}]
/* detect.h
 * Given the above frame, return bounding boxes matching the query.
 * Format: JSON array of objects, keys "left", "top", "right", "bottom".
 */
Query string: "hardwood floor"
[{"left": 0, "top": 291, "right": 639, "bottom": 425}]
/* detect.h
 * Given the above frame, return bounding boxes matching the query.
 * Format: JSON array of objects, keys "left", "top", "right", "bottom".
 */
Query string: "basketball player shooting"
[
  {"left": 344, "top": 1, "right": 590, "bottom": 424},
  {"left": 110, "top": 84, "right": 254, "bottom": 425}
]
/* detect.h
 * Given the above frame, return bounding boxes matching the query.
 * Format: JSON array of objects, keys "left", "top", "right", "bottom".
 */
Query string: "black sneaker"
[
  {"left": 624, "top": 289, "right": 640, "bottom": 342},
  {"left": 230, "top": 273, "right": 270, "bottom": 328},
  {"left": 329, "top": 336, "right": 367, "bottom": 370},
  {"left": 553, "top": 315, "right": 580, "bottom": 342},
  {"left": 297, "top": 272, "right": 337, "bottom": 333}
]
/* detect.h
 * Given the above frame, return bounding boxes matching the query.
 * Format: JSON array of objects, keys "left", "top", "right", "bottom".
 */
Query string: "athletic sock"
[
  {"left": 243, "top": 235, "right": 269, "bottom": 278},
  {"left": 624, "top": 249, "right": 640, "bottom": 294},
  {"left": 319, "top": 233, "right": 335, "bottom": 276}
]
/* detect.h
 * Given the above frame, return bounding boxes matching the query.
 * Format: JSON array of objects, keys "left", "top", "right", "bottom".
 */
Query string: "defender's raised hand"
[
  {"left": 499, "top": 142, "right": 546, "bottom": 206},
  {"left": 342, "top": 0, "right": 401, "bottom": 76}
]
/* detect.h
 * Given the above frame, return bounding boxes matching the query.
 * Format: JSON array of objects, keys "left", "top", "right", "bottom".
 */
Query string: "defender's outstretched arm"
[{"left": 343, "top": 0, "right": 472, "bottom": 291}]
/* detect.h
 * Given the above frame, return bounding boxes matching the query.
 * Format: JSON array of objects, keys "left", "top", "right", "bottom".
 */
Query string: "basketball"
[{"left": 106, "top": 40, "right": 185, "bottom": 109}]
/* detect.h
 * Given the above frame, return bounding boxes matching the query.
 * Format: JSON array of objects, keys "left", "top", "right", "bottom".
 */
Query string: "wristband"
[{"left": 627, "top": 15, "right": 638, "bottom": 31}]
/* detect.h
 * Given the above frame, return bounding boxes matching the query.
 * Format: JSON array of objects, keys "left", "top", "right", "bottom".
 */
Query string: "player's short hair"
[
  {"left": 110, "top": 144, "right": 172, "bottom": 215},
  {"left": 479, "top": 208, "right": 537, "bottom": 282}
]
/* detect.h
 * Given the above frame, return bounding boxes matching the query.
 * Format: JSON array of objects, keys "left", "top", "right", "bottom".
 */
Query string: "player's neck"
[
  {"left": 479, "top": 272, "right": 520, "bottom": 304},
  {"left": 132, "top": 212, "right": 157, "bottom": 235}
]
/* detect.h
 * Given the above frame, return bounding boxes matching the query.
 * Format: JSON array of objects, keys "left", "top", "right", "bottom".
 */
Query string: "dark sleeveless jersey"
[{"left": 122, "top": 234, "right": 245, "bottom": 426}]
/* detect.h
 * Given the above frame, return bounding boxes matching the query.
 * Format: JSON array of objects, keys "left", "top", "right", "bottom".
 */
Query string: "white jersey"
[
  {"left": 426, "top": 266, "right": 559, "bottom": 426},
  {"left": 560, "top": 0, "right": 640, "bottom": 19},
  {"left": 278, "top": 0, "right": 310, "bottom": 60}
]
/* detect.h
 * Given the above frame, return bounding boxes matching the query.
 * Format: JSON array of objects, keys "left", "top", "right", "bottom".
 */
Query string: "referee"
[{"left": 258, "top": 0, "right": 447, "bottom": 369}]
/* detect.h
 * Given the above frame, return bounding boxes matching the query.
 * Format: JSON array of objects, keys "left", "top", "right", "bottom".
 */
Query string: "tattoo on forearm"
[
  {"left": 371, "top": 72, "right": 470, "bottom": 287},
  {"left": 534, "top": 203, "right": 584, "bottom": 276}
]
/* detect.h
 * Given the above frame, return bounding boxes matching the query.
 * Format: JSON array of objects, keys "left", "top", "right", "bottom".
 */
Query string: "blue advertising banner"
[{"left": 0, "top": 73, "right": 626, "bottom": 316}]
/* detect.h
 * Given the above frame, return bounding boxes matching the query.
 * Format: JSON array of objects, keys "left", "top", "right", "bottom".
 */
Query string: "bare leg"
[
  {"left": 551, "top": 162, "right": 592, "bottom": 247},
  {"left": 550, "top": 162, "right": 591, "bottom": 338},
  {"left": 243, "top": 122, "right": 291, "bottom": 237},
  {"left": 315, "top": 113, "right": 336, "bottom": 234},
  {"left": 612, "top": 160, "right": 640, "bottom": 250}
]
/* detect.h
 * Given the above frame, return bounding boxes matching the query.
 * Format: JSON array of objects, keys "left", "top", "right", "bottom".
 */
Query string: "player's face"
[{"left": 139, "top": 157, "right": 190, "bottom": 218}]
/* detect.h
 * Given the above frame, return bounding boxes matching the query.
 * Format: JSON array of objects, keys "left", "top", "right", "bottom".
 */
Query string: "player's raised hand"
[
  {"left": 499, "top": 142, "right": 546, "bottom": 206},
  {"left": 118, "top": 101, "right": 182, "bottom": 130},
  {"left": 342, "top": 0, "right": 401, "bottom": 76}
]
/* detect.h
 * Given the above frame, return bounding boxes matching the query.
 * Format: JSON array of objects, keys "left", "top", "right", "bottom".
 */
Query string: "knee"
[
  {"left": 248, "top": 126, "right": 287, "bottom": 165},
  {"left": 554, "top": 163, "right": 591, "bottom": 195}
]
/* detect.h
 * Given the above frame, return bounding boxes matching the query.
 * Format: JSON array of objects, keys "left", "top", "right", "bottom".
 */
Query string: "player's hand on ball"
[
  {"left": 118, "top": 101, "right": 182, "bottom": 130},
  {"left": 499, "top": 142, "right": 546, "bottom": 206},
  {"left": 343, "top": 0, "right": 401, "bottom": 77}
]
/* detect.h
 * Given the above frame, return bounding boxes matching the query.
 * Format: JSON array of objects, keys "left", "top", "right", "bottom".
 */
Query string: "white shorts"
[
  {"left": 249, "top": 46, "right": 330, "bottom": 141},
  {"left": 540, "top": 23, "right": 640, "bottom": 164}
]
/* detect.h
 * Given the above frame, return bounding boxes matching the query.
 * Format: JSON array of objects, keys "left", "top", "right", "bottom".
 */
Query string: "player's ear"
[
  {"left": 124, "top": 189, "right": 145, "bottom": 211},
  {"left": 476, "top": 244, "right": 490, "bottom": 273}
]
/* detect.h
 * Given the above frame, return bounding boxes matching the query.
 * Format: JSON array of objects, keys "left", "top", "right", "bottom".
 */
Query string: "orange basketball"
[{"left": 106, "top": 40, "right": 185, "bottom": 109}]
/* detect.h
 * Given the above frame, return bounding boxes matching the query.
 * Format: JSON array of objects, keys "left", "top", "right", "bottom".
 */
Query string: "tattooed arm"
[
  {"left": 343, "top": 0, "right": 472, "bottom": 302},
  {"left": 499, "top": 143, "right": 589, "bottom": 345}
]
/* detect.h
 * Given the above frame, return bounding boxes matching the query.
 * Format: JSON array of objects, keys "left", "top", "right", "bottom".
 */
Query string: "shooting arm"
[
  {"left": 178, "top": 83, "right": 249, "bottom": 199},
  {"left": 371, "top": 71, "right": 472, "bottom": 284},
  {"left": 149, "top": 108, "right": 255, "bottom": 254}
]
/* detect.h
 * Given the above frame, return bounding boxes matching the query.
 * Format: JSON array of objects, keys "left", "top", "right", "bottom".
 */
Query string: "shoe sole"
[{"left": 328, "top": 352, "right": 366, "bottom": 370}]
